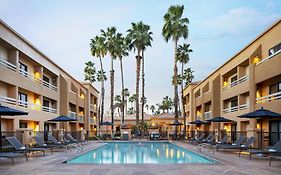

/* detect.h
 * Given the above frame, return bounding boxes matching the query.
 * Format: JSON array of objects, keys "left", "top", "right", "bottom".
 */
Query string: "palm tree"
[
  {"left": 162, "top": 5, "right": 189, "bottom": 123},
  {"left": 176, "top": 43, "right": 192, "bottom": 135},
  {"left": 129, "top": 94, "right": 137, "bottom": 113},
  {"left": 115, "top": 34, "right": 129, "bottom": 125},
  {"left": 101, "top": 27, "right": 119, "bottom": 131},
  {"left": 145, "top": 104, "right": 149, "bottom": 113},
  {"left": 150, "top": 105, "right": 155, "bottom": 114},
  {"left": 90, "top": 36, "right": 107, "bottom": 123},
  {"left": 84, "top": 61, "right": 96, "bottom": 84},
  {"left": 114, "top": 95, "right": 122, "bottom": 117},
  {"left": 183, "top": 68, "right": 194, "bottom": 86},
  {"left": 127, "top": 22, "right": 153, "bottom": 127}
]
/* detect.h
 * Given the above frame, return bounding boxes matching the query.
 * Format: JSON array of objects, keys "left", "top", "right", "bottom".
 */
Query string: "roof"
[
  {"left": 114, "top": 113, "right": 153, "bottom": 121},
  {"left": 152, "top": 112, "right": 175, "bottom": 119}
]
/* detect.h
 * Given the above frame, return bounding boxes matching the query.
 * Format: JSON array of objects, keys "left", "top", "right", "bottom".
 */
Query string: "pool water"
[{"left": 68, "top": 142, "right": 215, "bottom": 164}]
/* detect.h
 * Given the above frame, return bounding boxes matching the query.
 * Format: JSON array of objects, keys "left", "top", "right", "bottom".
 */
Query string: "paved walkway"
[{"left": 0, "top": 141, "right": 280, "bottom": 175}]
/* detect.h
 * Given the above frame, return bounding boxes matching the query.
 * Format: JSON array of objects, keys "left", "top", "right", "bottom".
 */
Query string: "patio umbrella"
[
  {"left": 206, "top": 116, "right": 236, "bottom": 140},
  {"left": 48, "top": 115, "right": 76, "bottom": 136},
  {"left": 238, "top": 107, "right": 281, "bottom": 148},
  {"left": 100, "top": 121, "right": 113, "bottom": 126},
  {"left": 0, "top": 104, "right": 28, "bottom": 149},
  {"left": 189, "top": 119, "right": 208, "bottom": 125},
  {"left": 169, "top": 120, "right": 183, "bottom": 126}
]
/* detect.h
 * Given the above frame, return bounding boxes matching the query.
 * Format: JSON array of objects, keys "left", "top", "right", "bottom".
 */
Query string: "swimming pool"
[{"left": 68, "top": 142, "right": 215, "bottom": 164}]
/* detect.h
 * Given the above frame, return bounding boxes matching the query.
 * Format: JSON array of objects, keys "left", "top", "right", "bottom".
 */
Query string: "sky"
[{"left": 0, "top": 0, "right": 280, "bottom": 111}]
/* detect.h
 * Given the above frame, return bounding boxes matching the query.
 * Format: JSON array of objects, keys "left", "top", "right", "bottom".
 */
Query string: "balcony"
[
  {"left": 0, "top": 96, "right": 17, "bottom": 105},
  {"left": 0, "top": 58, "right": 16, "bottom": 71},
  {"left": 69, "top": 111, "right": 77, "bottom": 119},
  {"left": 256, "top": 91, "right": 281, "bottom": 104},
  {"left": 255, "top": 50, "right": 281, "bottom": 83},
  {"left": 18, "top": 100, "right": 41, "bottom": 110},
  {"left": 42, "top": 80, "right": 57, "bottom": 91},
  {"left": 222, "top": 106, "right": 238, "bottom": 114},
  {"left": 204, "top": 111, "right": 212, "bottom": 120},
  {"left": 90, "top": 104, "right": 97, "bottom": 112},
  {"left": 90, "top": 117, "right": 94, "bottom": 124},
  {"left": 42, "top": 106, "right": 57, "bottom": 114},
  {"left": 239, "top": 103, "right": 249, "bottom": 110},
  {"left": 223, "top": 75, "right": 249, "bottom": 90}
]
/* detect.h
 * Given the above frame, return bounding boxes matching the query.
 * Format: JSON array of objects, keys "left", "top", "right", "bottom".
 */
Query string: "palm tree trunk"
[
  {"left": 136, "top": 51, "right": 141, "bottom": 126},
  {"left": 181, "top": 62, "right": 186, "bottom": 137},
  {"left": 99, "top": 57, "right": 105, "bottom": 124},
  {"left": 120, "top": 59, "right": 125, "bottom": 125},
  {"left": 141, "top": 50, "right": 145, "bottom": 128},
  {"left": 174, "top": 40, "right": 179, "bottom": 136},
  {"left": 110, "top": 56, "right": 114, "bottom": 132}
]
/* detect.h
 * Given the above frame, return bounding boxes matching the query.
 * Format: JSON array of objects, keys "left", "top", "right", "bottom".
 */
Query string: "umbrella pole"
[{"left": 260, "top": 120, "right": 263, "bottom": 149}]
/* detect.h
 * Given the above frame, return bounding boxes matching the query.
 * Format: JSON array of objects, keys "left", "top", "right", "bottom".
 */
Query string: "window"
[
  {"left": 269, "top": 82, "right": 281, "bottom": 94},
  {"left": 231, "top": 76, "right": 237, "bottom": 83},
  {"left": 18, "top": 92, "right": 27, "bottom": 107},
  {"left": 269, "top": 43, "right": 281, "bottom": 56},
  {"left": 19, "top": 121, "right": 27, "bottom": 128},
  {"left": 231, "top": 99, "right": 238, "bottom": 107},
  {"left": 43, "top": 75, "right": 50, "bottom": 83},
  {"left": 43, "top": 99, "right": 49, "bottom": 107},
  {"left": 19, "top": 62, "right": 28, "bottom": 76}
]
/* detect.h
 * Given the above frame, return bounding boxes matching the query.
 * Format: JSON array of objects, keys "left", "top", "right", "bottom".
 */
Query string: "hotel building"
[
  {"left": 183, "top": 19, "right": 281, "bottom": 146},
  {"left": 0, "top": 20, "right": 99, "bottom": 134}
]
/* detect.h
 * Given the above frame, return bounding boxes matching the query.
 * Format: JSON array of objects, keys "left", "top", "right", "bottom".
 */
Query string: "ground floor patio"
[{"left": 0, "top": 141, "right": 280, "bottom": 175}]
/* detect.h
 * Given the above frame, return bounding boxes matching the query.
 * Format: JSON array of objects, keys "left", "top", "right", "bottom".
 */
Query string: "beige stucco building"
[
  {"left": 183, "top": 19, "right": 281, "bottom": 145},
  {"left": 0, "top": 20, "right": 99, "bottom": 134}
]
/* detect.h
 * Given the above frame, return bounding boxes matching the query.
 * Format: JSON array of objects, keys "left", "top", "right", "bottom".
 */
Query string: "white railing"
[
  {"left": 90, "top": 104, "right": 97, "bottom": 111},
  {"left": 256, "top": 91, "right": 281, "bottom": 103},
  {"left": 69, "top": 111, "right": 77, "bottom": 119},
  {"left": 42, "top": 106, "right": 57, "bottom": 114},
  {"left": 0, "top": 58, "right": 16, "bottom": 71},
  {"left": 239, "top": 103, "right": 249, "bottom": 110},
  {"left": 0, "top": 96, "right": 17, "bottom": 105},
  {"left": 19, "top": 69, "right": 42, "bottom": 83},
  {"left": 204, "top": 111, "right": 212, "bottom": 120},
  {"left": 42, "top": 80, "right": 57, "bottom": 91},
  {"left": 18, "top": 100, "right": 41, "bottom": 110},
  {"left": 90, "top": 118, "right": 94, "bottom": 124},
  {"left": 238, "top": 75, "right": 249, "bottom": 84},
  {"left": 195, "top": 95, "right": 201, "bottom": 99},
  {"left": 69, "top": 90, "right": 77, "bottom": 95},
  {"left": 196, "top": 114, "right": 202, "bottom": 120},
  {"left": 223, "top": 106, "right": 239, "bottom": 114},
  {"left": 223, "top": 74, "right": 249, "bottom": 90},
  {"left": 256, "top": 49, "right": 281, "bottom": 66}
]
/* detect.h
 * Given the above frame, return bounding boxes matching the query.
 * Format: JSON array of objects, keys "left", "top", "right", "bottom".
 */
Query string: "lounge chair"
[
  {"left": 246, "top": 139, "right": 281, "bottom": 160},
  {"left": 33, "top": 136, "right": 65, "bottom": 149},
  {"left": 269, "top": 155, "right": 281, "bottom": 166},
  {"left": 194, "top": 133, "right": 213, "bottom": 144},
  {"left": 216, "top": 135, "right": 246, "bottom": 150},
  {"left": 67, "top": 134, "right": 85, "bottom": 145},
  {"left": 190, "top": 133, "right": 205, "bottom": 144},
  {"left": 216, "top": 135, "right": 228, "bottom": 145},
  {"left": 6, "top": 136, "right": 50, "bottom": 156},
  {"left": 0, "top": 152, "right": 28, "bottom": 165},
  {"left": 48, "top": 134, "right": 67, "bottom": 145}
]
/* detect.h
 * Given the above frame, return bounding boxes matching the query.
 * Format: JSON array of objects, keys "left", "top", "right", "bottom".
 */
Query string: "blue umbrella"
[
  {"left": 48, "top": 115, "right": 77, "bottom": 135},
  {"left": 0, "top": 104, "right": 28, "bottom": 149},
  {"left": 100, "top": 121, "right": 113, "bottom": 126},
  {"left": 189, "top": 119, "right": 208, "bottom": 125}
]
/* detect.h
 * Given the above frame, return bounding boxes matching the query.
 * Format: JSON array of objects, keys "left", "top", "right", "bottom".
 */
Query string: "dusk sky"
[{"left": 1, "top": 0, "right": 280, "bottom": 110}]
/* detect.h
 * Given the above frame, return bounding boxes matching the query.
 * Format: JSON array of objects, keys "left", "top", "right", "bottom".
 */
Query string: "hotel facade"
[
  {"left": 183, "top": 19, "right": 281, "bottom": 146},
  {"left": 0, "top": 20, "right": 99, "bottom": 135}
]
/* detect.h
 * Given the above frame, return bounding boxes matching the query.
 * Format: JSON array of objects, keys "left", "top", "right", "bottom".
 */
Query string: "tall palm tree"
[
  {"left": 101, "top": 27, "right": 119, "bottom": 131},
  {"left": 115, "top": 34, "right": 129, "bottom": 125},
  {"left": 122, "top": 88, "right": 130, "bottom": 115},
  {"left": 183, "top": 68, "right": 194, "bottom": 86},
  {"left": 127, "top": 22, "right": 153, "bottom": 127},
  {"left": 84, "top": 61, "right": 96, "bottom": 84},
  {"left": 162, "top": 5, "right": 189, "bottom": 123},
  {"left": 129, "top": 94, "right": 137, "bottom": 113},
  {"left": 145, "top": 104, "right": 149, "bottom": 113},
  {"left": 90, "top": 36, "right": 107, "bottom": 123},
  {"left": 176, "top": 43, "right": 192, "bottom": 135}
]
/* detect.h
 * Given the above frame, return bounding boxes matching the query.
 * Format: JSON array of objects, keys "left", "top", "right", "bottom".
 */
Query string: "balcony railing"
[
  {"left": 222, "top": 106, "right": 239, "bottom": 114},
  {"left": 0, "top": 58, "right": 16, "bottom": 71},
  {"left": 90, "top": 118, "right": 94, "bottom": 124},
  {"left": 90, "top": 104, "right": 97, "bottom": 112},
  {"left": 239, "top": 103, "right": 249, "bottom": 110},
  {"left": 42, "top": 80, "right": 57, "bottom": 91},
  {"left": 204, "top": 90, "right": 211, "bottom": 94},
  {"left": 196, "top": 114, "right": 202, "bottom": 120},
  {"left": 223, "top": 75, "right": 249, "bottom": 90},
  {"left": 69, "top": 111, "right": 77, "bottom": 119},
  {"left": 204, "top": 111, "right": 212, "bottom": 120},
  {"left": 256, "top": 49, "right": 281, "bottom": 66},
  {"left": 69, "top": 90, "right": 77, "bottom": 94},
  {"left": 42, "top": 106, "right": 57, "bottom": 114},
  {"left": 0, "top": 96, "right": 17, "bottom": 105},
  {"left": 18, "top": 100, "right": 41, "bottom": 110},
  {"left": 256, "top": 91, "right": 281, "bottom": 103}
]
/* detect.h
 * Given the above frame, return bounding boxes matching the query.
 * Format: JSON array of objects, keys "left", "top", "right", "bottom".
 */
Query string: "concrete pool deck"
[{"left": 0, "top": 141, "right": 280, "bottom": 175}]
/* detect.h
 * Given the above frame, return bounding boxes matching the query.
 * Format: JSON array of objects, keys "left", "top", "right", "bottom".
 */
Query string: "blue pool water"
[{"left": 68, "top": 142, "right": 215, "bottom": 164}]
